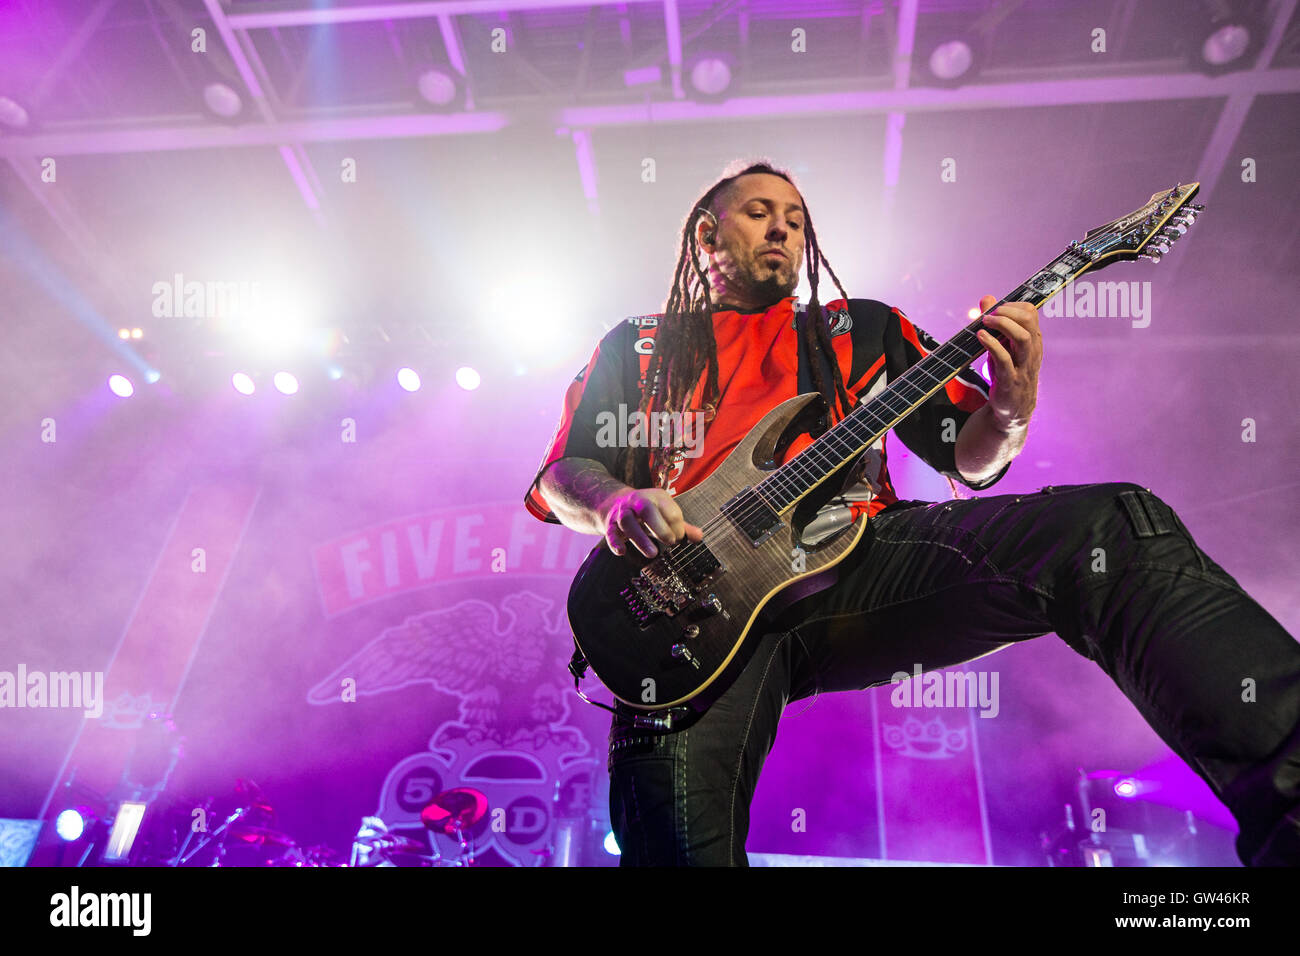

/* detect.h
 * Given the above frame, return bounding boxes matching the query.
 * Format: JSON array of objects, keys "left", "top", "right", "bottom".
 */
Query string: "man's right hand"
[{"left": 597, "top": 488, "right": 704, "bottom": 558}]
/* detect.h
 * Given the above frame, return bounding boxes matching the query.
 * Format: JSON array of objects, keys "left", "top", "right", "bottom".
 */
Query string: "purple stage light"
[
  {"left": 108, "top": 374, "right": 133, "bottom": 398},
  {"left": 688, "top": 56, "right": 732, "bottom": 99},
  {"left": 273, "top": 372, "right": 299, "bottom": 395},
  {"left": 202, "top": 82, "right": 243, "bottom": 120},
  {"left": 929, "top": 40, "right": 974, "bottom": 81},
  {"left": 417, "top": 68, "right": 460, "bottom": 108},
  {"left": 232, "top": 372, "right": 255, "bottom": 395},
  {"left": 455, "top": 367, "right": 480, "bottom": 391},
  {"left": 1202, "top": 24, "right": 1251, "bottom": 66},
  {"left": 1194, "top": 16, "right": 1263, "bottom": 74},
  {"left": 1114, "top": 777, "right": 1139, "bottom": 798},
  {"left": 397, "top": 367, "right": 421, "bottom": 392}
]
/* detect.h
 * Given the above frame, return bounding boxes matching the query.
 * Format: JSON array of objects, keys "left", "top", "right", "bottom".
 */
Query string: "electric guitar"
[{"left": 566, "top": 183, "right": 1204, "bottom": 719}]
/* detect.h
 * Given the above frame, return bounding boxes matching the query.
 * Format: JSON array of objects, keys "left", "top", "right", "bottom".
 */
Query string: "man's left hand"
[{"left": 975, "top": 294, "right": 1041, "bottom": 432}]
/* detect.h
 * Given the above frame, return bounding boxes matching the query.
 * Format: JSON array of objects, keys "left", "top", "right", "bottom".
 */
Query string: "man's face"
[{"left": 701, "top": 173, "right": 806, "bottom": 305}]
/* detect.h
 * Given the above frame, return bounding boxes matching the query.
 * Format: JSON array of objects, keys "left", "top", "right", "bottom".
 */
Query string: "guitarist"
[{"left": 523, "top": 160, "right": 1300, "bottom": 867}]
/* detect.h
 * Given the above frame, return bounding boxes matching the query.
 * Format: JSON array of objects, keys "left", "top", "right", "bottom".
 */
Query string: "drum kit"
[
  {"left": 172, "top": 779, "right": 492, "bottom": 867},
  {"left": 351, "top": 787, "right": 490, "bottom": 867}
]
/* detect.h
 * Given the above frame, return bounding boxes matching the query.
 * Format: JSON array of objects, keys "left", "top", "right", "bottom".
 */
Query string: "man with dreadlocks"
[{"left": 523, "top": 160, "right": 1300, "bottom": 867}]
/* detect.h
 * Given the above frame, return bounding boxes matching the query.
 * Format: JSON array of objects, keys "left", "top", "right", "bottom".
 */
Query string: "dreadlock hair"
[{"left": 623, "top": 159, "right": 852, "bottom": 489}]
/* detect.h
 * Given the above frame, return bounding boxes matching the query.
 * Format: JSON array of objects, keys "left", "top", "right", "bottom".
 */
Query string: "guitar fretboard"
[{"left": 750, "top": 245, "right": 1094, "bottom": 513}]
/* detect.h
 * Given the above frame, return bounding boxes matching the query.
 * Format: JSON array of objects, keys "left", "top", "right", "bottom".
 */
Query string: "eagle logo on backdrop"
[{"left": 307, "top": 592, "right": 597, "bottom": 866}]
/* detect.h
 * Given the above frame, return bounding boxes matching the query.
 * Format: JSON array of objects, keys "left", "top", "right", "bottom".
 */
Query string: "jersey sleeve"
[
  {"left": 884, "top": 307, "right": 1010, "bottom": 491},
  {"left": 523, "top": 323, "right": 633, "bottom": 524}
]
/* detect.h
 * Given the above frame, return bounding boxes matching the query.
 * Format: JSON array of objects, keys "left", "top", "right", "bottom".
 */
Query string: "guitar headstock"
[{"left": 1078, "top": 183, "right": 1204, "bottom": 268}]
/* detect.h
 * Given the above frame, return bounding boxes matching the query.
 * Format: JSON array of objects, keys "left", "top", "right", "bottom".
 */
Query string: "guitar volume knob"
[{"left": 671, "top": 644, "right": 701, "bottom": 669}]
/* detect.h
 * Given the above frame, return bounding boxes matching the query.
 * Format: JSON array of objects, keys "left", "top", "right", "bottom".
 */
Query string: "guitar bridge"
[{"left": 618, "top": 543, "right": 722, "bottom": 629}]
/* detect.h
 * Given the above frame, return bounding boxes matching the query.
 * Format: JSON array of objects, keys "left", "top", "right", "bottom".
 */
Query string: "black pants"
[{"left": 606, "top": 483, "right": 1300, "bottom": 866}]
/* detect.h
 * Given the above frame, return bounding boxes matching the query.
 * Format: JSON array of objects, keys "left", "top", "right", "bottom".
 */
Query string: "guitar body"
[{"left": 566, "top": 392, "right": 868, "bottom": 712}]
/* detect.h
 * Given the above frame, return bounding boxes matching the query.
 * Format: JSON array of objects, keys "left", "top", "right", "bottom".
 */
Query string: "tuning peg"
[
  {"left": 1148, "top": 241, "right": 1171, "bottom": 255},
  {"left": 1161, "top": 225, "right": 1186, "bottom": 238},
  {"left": 1189, "top": 203, "right": 1205, "bottom": 212},
  {"left": 1138, "top": 251, "right": 1162, "bottom": 263}
]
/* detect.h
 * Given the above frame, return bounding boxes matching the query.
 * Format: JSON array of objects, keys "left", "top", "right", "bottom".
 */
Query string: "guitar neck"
[{"left": 756, "top": 245, "right": 1099, "bottom": 514}]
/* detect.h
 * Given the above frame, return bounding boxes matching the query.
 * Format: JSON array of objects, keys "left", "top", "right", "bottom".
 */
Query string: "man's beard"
[{"left": 739, "top": 260, "right": 797, "bottom": 304}]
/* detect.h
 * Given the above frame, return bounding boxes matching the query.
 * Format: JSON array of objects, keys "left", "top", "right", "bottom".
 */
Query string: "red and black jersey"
[{"left": 524, "top": 296, "right": 1008, "bottom": 539}]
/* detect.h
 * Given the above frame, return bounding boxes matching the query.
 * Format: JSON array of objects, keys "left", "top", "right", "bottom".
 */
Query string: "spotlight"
[
  {"left": 967, "top": 307, "right": 980, "bottom": 319},
  {"left": 0, "top": 95, "right": 31, "bottom": 130},
  {"left": 396, "top": 367, "right": 421, "bottom": 392},
  {"left": 201, "top": 81, "right": 243, "bottom": 120},
  {"left": 921, "top": 36, "right": 980, "bottom": 87},
  {"left": 131, "top": 328, "right": 143, "bottom": 339},
  {"left": 455, "top": 367, "right": 480, "bottom": 391},
  {"left": 1114, "top": 778, "right": 1139, "bottom": 799},
  {"left": 1193, "top": 17, "right": 1264, "bottom": 74},
  {"left": 103, "top": 802, "right": 148, "bottom": 864},
  {"left": 603, "top": 830, "right": 620, "bottom": 856},
  {"left": 232, "top": 372, "right": 255, "bottom": 395},
  {"left": 118, "top": 328, "right": 131, "bottom": 339},
  {"left": 108, "top": 374, "right": 134, "bottom": 398},
  {"left": 416, "top": 68, "right": 464, "bottom": 111},
  {"left": 686, "top": 54, "right": 734, "bottom": 101},
  {"left": 273, "top": 371, "right": 299, "bottom": 395},
  {"left": 56, "top": 807, "right": 91, "bottom": 842}
]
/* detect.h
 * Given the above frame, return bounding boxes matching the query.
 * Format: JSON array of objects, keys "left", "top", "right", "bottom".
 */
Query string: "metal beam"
[
  {"left": 226, "top": 0, "right": 664, "bottom": 29},
  {"left": 882, "top": 0, "right": 918, "bottom": 217},
  {"left": 438, "top": 13, "right": 475, "bottom": 110},
  {"left": 1191, "top": 0, "right": 1296, "bottom": 201},
  {"left": 4, "top": 68, "right": 1300, "bottom": 158},
  {"left": 664, "top": 0, "right": 684, "bottom": 99},
  {"left": 202, "top": 0, "right": 323, "bottom": 219},
  {"left": 1166, "top": 0, "right": 1297, "bottom": 285},
  {"left": 28, "top": 0, "right": 119, "bottom": 110}
]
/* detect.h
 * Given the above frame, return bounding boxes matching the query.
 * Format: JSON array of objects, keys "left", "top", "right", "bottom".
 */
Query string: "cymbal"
[
  {"left": 228, "top": 825, "right": 297, "bottom": 848},
  {"left": 420, "top": 787, "right": 488, "bottom": 834}
]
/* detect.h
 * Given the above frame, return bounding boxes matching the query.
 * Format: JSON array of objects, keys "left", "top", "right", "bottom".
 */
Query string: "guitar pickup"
[{"left": 721, "top": 490, "right": 782, "bottom": 546}]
